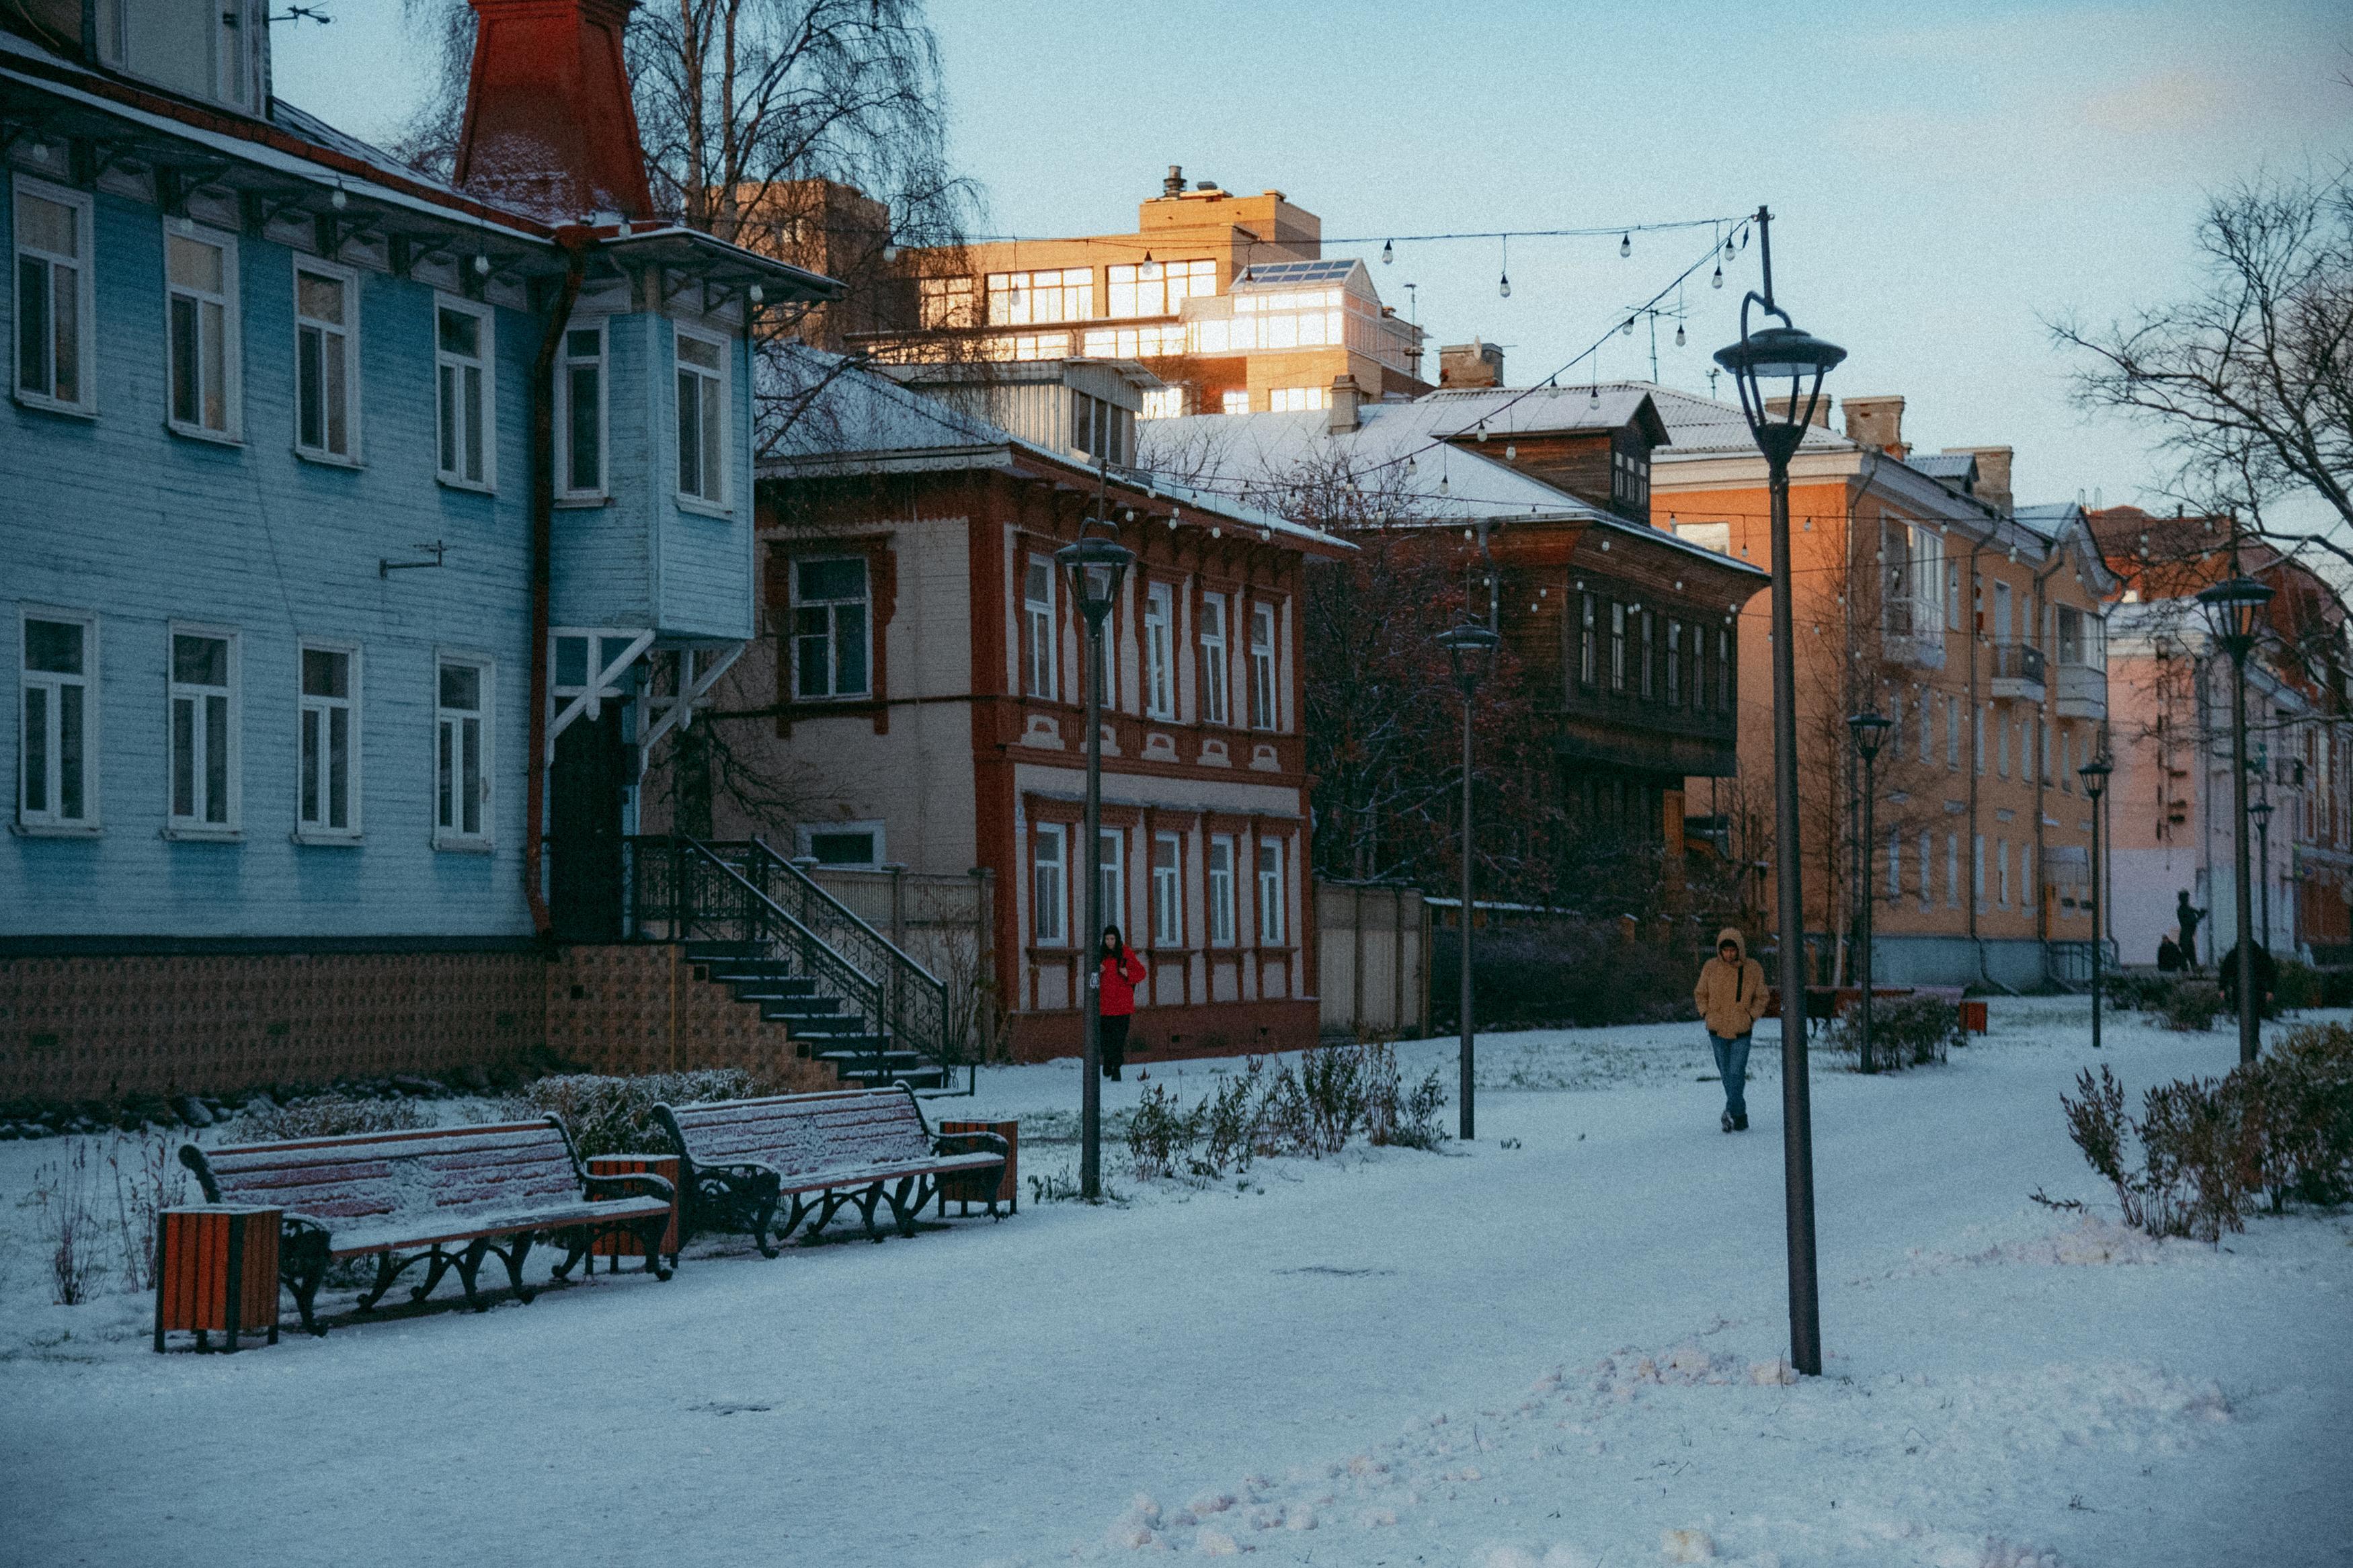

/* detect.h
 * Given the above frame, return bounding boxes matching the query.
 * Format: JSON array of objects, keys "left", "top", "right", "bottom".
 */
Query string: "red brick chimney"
[{"left": 454, "top": 0, "right": 654, "bottom": 222}]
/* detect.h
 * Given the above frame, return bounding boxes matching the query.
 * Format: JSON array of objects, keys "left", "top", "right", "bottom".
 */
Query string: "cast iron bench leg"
[
  {"left": 855, "top": 1184, "right": 887, "bottom": 1243},
  {"left": 498, "top": 1233, "right": 538, "bottom": 1304},
  {"left": 454, "top": 1239, "right": 493, "bottom": 1311},
  {"left": 549, "top": 1226, "right": 592, "bottom": 1281},
  {"left": 407, "top": 1248, "right": 456, "bottom": 1305},
  {"left": 885, "top": 1176, "right": 921, "bottom": 1239}
]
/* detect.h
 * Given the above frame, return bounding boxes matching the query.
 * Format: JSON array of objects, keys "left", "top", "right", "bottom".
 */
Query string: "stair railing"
[{"left": 623, "top": 836, "right": 889, "bottom": 1085}]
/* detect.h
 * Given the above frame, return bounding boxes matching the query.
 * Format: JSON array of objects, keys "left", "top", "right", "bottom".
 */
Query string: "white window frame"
[
  {"left": 1256, "top": 836, "right": 1287, "bottom": 946},
  {"left": 791, "top": 555, "right": 873, "bottom": 700},
  {"left": 295, "top": 639, "right": 360, "bottom": 842},
  {"left": 17, "top": 606, "right": 99, "bottom": 833},
  {"left": 1247, "top": 600, "right": 1278, "bottom": 731},
  {"left": 1199, "top": 591, "right": 1230, "bottom": 725},
  {"left": 434, "top": 653, "right": 493, "bottom": 850},
  {"left": 165, "top": 622, "right": 240, "bottom": 837},
  {"left": 1024, "top": 554, "right": 1058, "bottom": 701},
  {"left": 292, "top": 256, "right": 360, "bottom": 462},
  {"left": 1099, "top": 825, "right": 1125, "bottom": 937},
  {"left": 1151, "top": 831, "right": 1183, "bottom": 947},
  {"left": 673, "top": 324, "right": 729, "bottom": 510},
  {"left": 1207, "top": 833, "right": 1236, "bottom": 946},
  {"left": 797, "top": 820, "right": 885, "bottom": 868},
  {"left": 1032, "top": 822, "right": 1068, "bottom": 945},
  {"left": 12, "top": 175, "right": 96, "bottom": 415},
  {"left": 555, "top": 317, "right": 608, "bottom": 500},
  {"left": 1143, "top": 580, "right": 1175, "bottom": 720},
  {"left": 434, "top": 294, "right": 495, "bottom": 491},
  {"left": 164, "top": 219, "right": 241, "bottom": 441}
]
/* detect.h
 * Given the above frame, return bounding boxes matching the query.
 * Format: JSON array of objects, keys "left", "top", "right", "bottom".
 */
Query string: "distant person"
[
  {"left": 2157, "top": 933, "right": 2183, "bottom": 973},
  {"left": 1693, "top": 927, "right": 1768, "bottom": 1133},
  {"left": 2175, "top": 892, "right": 2204, "bottom": 969},
  {"left": 2215, "top": 942, "right": 2278, "bottom": 1017},
  {"left": 1095, "top": 924, "right": 1147, "bottom": 1081}
]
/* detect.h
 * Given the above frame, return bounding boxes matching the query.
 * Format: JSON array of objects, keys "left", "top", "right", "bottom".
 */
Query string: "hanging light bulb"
[
  {"left": 1622, "top": 317, "right": 1635, "bottom": 337},
  {"left": 1674, "top": 321, "right": 1686, "bottom": 347},
  {"left": 473, "top": 253, "right": 491, "bottom": 276},
  {"left": 1711, "top": 263, "right": 1723, "bottom": 290},
  {"left": 881, "top": 244, "right": 900, "bottom": 263},
  {"left": 1725, "top": 234, "right": 1737, "bottom": 261},
  {"left": 1499, "top": 272, "right": 1511, "bottom": 298},
  {"left": 1499, "top": 234, "right": 1510, "bottom": 298},
  {"left": 1476, "top": 422, "right": 1488, "bottom": 442},
  {"left": 329, "top": 181, "right": 348, "bottom": 212},
  {"left": 1589, "top": 382, "right": 1600, "bottom": 406},
  {"left": 1505, "top": 444, "right": 1517, "bottom": 460},
  {"left": 1620, "top": 231, "right": 1631, "bottom": 258},
  {"left": 1439, "top": 471, "right": 1450, "bottom": 494},
  {"left": 1381, "top": 239, "right": 1394, "bottom": 265}
]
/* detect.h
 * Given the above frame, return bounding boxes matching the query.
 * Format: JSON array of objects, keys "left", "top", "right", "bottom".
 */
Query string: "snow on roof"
[
  {"left": 1414, "top": 384, "right": 1667, "bottom": 444},
  {"left": 1631, "top": 380, "right": 1853, "bottom": 458},
  {"left": 1910, "top": 452, "right": 1979, "bottom": 483}
]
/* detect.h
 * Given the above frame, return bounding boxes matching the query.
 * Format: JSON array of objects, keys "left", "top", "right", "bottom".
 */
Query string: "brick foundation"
[{"left": 546, "top": 945, "right": 836, "bottom": 1089}]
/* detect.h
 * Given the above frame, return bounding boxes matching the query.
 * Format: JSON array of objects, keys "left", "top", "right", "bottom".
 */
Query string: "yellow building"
[{"left": 856, "top": 167, "right": 1426, "bottom": 415}]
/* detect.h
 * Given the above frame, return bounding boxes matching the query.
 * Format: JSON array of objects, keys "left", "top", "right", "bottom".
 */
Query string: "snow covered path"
[{"left": 3, "top": 1001, "right": 2348, "bottom": 1567}]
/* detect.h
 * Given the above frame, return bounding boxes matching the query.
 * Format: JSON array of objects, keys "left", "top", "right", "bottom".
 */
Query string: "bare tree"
[{"left": 2055, "top": 167, "right": 2353, "bottom": 565}]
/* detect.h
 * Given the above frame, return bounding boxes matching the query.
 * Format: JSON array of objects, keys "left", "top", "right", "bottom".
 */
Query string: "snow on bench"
[
  {"left": 180, "top": 1118, "right": 675, "bottom": 1335},
  {"left": 655, "top": 1086, "right": 1008, "bottom": 1255}
]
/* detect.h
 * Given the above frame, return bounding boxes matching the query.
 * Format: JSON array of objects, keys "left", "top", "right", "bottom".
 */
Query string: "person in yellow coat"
[{"left": 1693, "top": 927, "right": 1768, "bottom": 1133}]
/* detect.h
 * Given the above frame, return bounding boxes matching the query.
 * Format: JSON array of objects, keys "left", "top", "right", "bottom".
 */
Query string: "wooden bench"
[
  {"left": 654, "top": 1087, "right": 1008, "bottom": 1257},
  {"left": 180, "top": 1118, "right": 676, "bottom": 1335}
]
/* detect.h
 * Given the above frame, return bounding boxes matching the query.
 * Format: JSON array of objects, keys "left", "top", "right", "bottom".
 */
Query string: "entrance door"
[{"left": 551, "top": 707, "right": 631, "bottom": 942}]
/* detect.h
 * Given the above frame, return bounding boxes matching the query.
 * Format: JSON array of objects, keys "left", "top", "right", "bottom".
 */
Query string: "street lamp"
[
  {"left": 1437, "top": 619, "right": 1501, "bottom": 1143},
  {"left": 1055, "top": 504, "right": 1133, "bottom": 1201},
  {"left": 2196, "top": 570, "right": 2274, "bottom": 1065},
  {"left": 1846, "top": 711, "right": 1892, "bottom": 1074},
  {"left": 1716, "top": 204, "right": 1845, "bottom": 1380},
  {"left": 2250, "top": 794, "right": 2274, "bottom": 954},
  {"left": 2079, "top": 753, "right": 2112, "bottom": 1053}
]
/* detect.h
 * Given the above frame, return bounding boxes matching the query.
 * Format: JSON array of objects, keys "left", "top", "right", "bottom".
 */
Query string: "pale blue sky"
[{"left": 276, "top": 1, "right": 2352, "bottom": 520}]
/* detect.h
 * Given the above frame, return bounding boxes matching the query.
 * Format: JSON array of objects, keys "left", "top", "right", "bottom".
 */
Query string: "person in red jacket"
[{"left": 1095, "top": 924, "right": 1148, "bottom": 1081}]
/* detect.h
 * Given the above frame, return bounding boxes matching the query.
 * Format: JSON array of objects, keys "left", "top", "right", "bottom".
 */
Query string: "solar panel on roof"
[{"left": 1233, "top": 258, "right": 1359, "bottom": 288}]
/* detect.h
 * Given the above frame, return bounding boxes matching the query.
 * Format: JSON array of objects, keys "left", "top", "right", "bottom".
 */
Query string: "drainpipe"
[
  {"left": 524, "top": 234, "right": 590, "bottom": 938},
  {"left": 2031, "top": 542, "right": 2067, "bottom": 979}
]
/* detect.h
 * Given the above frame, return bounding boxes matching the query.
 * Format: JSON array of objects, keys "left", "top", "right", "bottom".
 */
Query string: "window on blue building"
[
  {"left": 436, "top": 658, "right": 489, "bottom": 845},
  {"left": 295, "top": 261, "right": 356, "bottom": 460},
  {"left": 19, "top": 613, "right": 95, "bottom": 831},
  {"left": 792, "top": 556, "right": 869, "bottom": 700},
  {"left": 14, "top": 177, "right": 93, "bottom": 412},
  {"left": 674, "top": 330, "right": 726, "bottom": 505},
  {"left": 557, "top": 323, "right": 605, "bottom": 497},
  {"left": 165, "top": 226, "right": 237, "bottom": 438},
  {"left": 436, "top": 300, "right": 493, "bottom": 489},
  {"left": 167, "top": 628, "right": 237, "bottom": 833},
  {"left": 298, "top": 645, "right": 357, "bottom": 839}
]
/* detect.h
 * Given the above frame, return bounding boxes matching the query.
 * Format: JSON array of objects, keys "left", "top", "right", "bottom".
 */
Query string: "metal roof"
[{"left": 1910, "top": 452, "right": 1979, "bottom": 482}]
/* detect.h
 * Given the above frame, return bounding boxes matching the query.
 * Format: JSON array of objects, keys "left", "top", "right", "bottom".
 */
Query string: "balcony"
[
  {"left": 2054, "top": 660, "right": 2106, "bottom": 720},
  {"left": 1989, "top": 642, "right": 2045, "bottom": 701}
]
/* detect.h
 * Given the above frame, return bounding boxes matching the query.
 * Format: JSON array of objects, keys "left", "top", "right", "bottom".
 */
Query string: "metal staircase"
[{"left": 622, "top": 837, "right": 967, "bottom": 1094}]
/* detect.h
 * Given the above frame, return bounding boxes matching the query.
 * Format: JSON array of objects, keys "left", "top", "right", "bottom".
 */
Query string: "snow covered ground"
[{"left": 3, "top": 998, "right": 2348, "bottom": 1567}]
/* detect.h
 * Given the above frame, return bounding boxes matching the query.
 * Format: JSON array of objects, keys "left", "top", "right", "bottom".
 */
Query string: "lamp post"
[
  {"left": 1055, "top": 500, "right": 1133, "bottom": 1201},
  {"left": 2197, "top": 570, "right": 2274, "bottom": 1065},
  {"left": 1715, "top": 204, "right": 1845, "bottom": 1379},
  {"left": 1846, "top": 711, "right": 1892, "bottom": 1074},
  {"left": 2079, "top": 753, "right": 2112, "bottom": 1053},
  {"left": 2250, "top": 794, "right": 2273, "bottom": 954},
  {"left": 1437, "top": 620, "right": 1501, "bottom": 1142}
]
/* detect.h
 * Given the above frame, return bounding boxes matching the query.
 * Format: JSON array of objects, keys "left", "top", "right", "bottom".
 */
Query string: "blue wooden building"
[{"left": 1, "top": 0, "right": 838, "bottom": 1102}]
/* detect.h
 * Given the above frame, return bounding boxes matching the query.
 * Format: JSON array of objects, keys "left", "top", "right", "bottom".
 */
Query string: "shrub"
[
  {"left": 2104, "top": 972, "right": 2177, "bottom": 1012},
  {"left": 1125, "top": 1083, "right": 1201, "bottom": 1181},
  {"left": 1124, "top": 1044, "right": 1448, "bottom": 1181},
  {"left": 1198, "top": 1061, "right": 1263, "bottom": 1175},
  {"left": 34, "top": 1141, "right": 102, "bottom": 1305},
  {"left": 1820, "top": 995, "right": 1962, "bottom": 1069},
  {"left": 1363, "top": 1043, "right": 1449, "bottom": 1150},
  {"left": 520, "top": 1069, "right": 774, "bottom": 1161},
  {"left": 2272, "top": 958, "right": 2323, "bottom": 1012},
  {"left": 2159, "top": 982, "right": 2226, "bottom": 1032},
  {"left": 106, "top": 1132, "right": 190, "bottom": 1291},
  {"left": 236, "top": 1093, "right": 432, "bottom": 1141},
  {"left": 2237, "top": 1023, "right": 2353, "bottom": 1208}
]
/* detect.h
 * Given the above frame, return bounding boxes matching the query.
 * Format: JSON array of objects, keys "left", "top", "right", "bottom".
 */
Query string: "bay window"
[{"left": 674, "top": 329, "right": 727, "bottom": 505}]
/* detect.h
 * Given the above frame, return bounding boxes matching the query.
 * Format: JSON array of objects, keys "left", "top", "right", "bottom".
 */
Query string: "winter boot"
[
  {"left": 1733, "top": 1113, "right": 1749, "bottom": 1131},
  {"left": 1721, "top": 1111, "right": 1734, "bottom": 1134}
]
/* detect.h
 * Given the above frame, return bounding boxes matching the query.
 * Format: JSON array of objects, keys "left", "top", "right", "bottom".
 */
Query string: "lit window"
[
  {"left": 917, "top": 275, "right": 975, "bottom": 329},
  {"left": 675, "top": 330, "right": 727, "bottom": 505},
  {"left": 1143, "top": 581, "right": 1174, "bottom": 719},
  {"left": 1106, "top": 259, "right": 1213, "bottom": 318},
  {"left": 436, "top": 658, "right": 489, "bottom": 845},
  {"left": 1256, "top": 838, "right": 1286, "bottom": 946},
  {"left": 13, "top": 177, "right": 93, "bottom": 411},
  {"left": 436, "top": 300, "right": 493, "bottom": 488},
  {"left": 294, "top": 261, "right": 356, "bottom": 459},
  {"left": 1248, "top": 602, "right": 1277, "bottom": 730},
  {"left": 298, "top": 645, "right": 358, "bottom": 838},
  {"left": 793, "top": 556, "right": 871, "bottom": 699},
  {"left": 1152, "top": 832, "right": 1182, "bottom": 947},
  {"left": 557, "top": 322, "right": 605, "bottom": 496},
  {"left": 1025, "top": 554, "right": 1057, "bottom": 700},
  {"left": 1139, "top": 386, "right": 1187, "bottom": 420},
  {"left": 168, "top": 226, "right": 239, "bottom": 437},
  {"left": 1081, "top": 324, "right": 1188, "bottom": 359},
  {"left": 18, "top": 612, "right": 95, "bottom": 830},
  {"left": 167, "top": 628, "right": 237, "bottom": 833},
  {"left": 1220, "top": 390, "right": 1250, "bottom": 416},
  {"left": 1199, "top": 593, "right": 1230, "bottom": 725},
  {"left": 1269, "top": 386, "right": 1328, "bottom": 413},
  {"left": 1207, "top": 835, "right": 1236, "bottom": 945},
  {"left": 1673, "top": 521, "right": 1730, "bottom": 555},
  {"left": 1033, "top": 823, "right": 1067, "bottom": 944},
  {"left": 986, "top": 268, "right": 1092, "bottom": 325}
]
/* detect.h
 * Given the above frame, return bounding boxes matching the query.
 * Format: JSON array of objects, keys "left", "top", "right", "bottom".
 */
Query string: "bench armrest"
[
  {"left": 934, "top": 1130, "right": 1009, "bottom": 1161},
  {"left": 584, "top": 1171, "right": 676, "bottom": 1207}
]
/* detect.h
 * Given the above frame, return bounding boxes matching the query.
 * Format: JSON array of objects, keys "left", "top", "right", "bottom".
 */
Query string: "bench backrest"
[
  {"left": 184, "top": 1118, "right": 586, "bottom": 1231},
  {"left": 661, "top": 1088, "right": 934, "bottom": 1182}
]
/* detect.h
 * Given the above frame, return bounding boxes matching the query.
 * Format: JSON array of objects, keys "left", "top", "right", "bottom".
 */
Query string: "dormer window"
[{"left": 95, "top": 0, "right": 265, "bottom": 114}]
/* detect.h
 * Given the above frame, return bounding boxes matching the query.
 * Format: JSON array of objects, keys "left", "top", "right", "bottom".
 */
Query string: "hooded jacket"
[{"left": 1695, "top": 927, "right": 1768, "bottom": 1040}]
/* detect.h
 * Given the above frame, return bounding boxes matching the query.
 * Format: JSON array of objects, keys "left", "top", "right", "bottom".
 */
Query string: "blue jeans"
[{"left": 1710, "top": 1032, "right": 1751, "bottom": 1120}]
